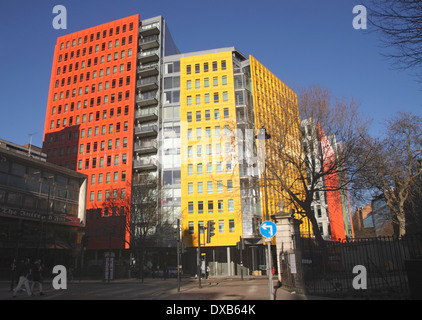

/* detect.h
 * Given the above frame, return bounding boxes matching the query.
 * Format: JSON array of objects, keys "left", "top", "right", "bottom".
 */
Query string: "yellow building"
[
  {"left": 178, "top": 48, "right": 310, "bottom": 252},
  {"left": 249, "top": 56, "right": 312, "bottom": 237},
  {"left": 180, "top": 51, "right": 243, "bottom": 248}
]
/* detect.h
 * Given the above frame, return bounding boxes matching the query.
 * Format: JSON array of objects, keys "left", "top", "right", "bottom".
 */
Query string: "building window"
[
  {"left": 228, "top": 199, "right": 234, "bottom": 212},
  {"left": 218, "top": 220, "right": 224, "bottom": 233},
  {"left": 229, "top": 219, "right": 235, "bottom": 232},
  {"left": 188, "top": 202, "right": 194, "bottom": 214},
  {"left": 218, "top": 200, "right": 224, "bottom": 213},
  {"left": 224, "top": 108, "right": 229, "bottom": 119},
  {"left": 208, "top": 201, "right": 213, "bottom": 214},
  {"left": 213, "top": 61, "right": 218, "bottom": 71},
  {"left": 227, "top": 180, "right": 233, "bottom": 192},
  {"left": 207, "top": 181, "right": 213, "bottom": 194}
]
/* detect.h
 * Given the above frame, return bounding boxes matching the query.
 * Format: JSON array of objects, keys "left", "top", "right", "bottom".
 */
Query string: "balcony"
[
  {"left": 134, "top": 125, "right": 158, "bottom": 138},
  {"left": 139, "top": 22, "right": 160, "bottom": 37},
  {"left": 135, "top": 107, "right": 158, "bottom": 122},
  {"left": 134, "top": 141, "right": 157, "bottom": 155},
  {"left": 137, "top": 77, "right": 158, "bottom": 92},
  {"left": 140, "top": 35, "right": 159, "bottom": 50},
  {"left": 138, "top": 50, "right": 159, "bottom": 64},
  {"left": 133, "top": 158, "right": 157, "bottom": 171},
  {"left": 136, "top": 91, "right": 158, "bottom": 106},
  {"left": 137, "top": 63, "right": 159, "bottom": 78}
]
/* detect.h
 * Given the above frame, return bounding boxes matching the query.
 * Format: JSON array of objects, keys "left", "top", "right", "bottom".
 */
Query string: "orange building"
[
  {"left": 43, "top": 15, "right": 180, "bottom": 255},
  {"left": 43, "top": 15, "right": 140, "bottom": 251}
]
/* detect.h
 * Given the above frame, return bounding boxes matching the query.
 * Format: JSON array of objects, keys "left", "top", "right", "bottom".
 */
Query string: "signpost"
[{"left": 260, "top": 221, "right": 277, "bottom": 300}]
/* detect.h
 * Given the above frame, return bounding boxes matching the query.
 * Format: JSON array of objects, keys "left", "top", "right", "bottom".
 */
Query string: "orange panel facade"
[{"left": 42, "top": 15, "right": 140, "bottom": 250}]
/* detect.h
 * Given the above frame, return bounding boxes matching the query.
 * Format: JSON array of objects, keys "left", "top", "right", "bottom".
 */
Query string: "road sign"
[{"left": 260, "top": 221, "right": 277, "bottom": 239}]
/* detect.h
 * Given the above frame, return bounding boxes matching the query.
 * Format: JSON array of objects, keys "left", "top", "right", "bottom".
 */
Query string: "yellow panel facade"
[
  {"left": 180, "top": 51, "right": 243, "bottom": 247},
  {"left": 249, "top": 55, "right": 312, "bottom": 237}
]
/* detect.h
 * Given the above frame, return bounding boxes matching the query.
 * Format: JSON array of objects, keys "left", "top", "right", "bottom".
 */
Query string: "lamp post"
[{"left": 256, "top": 127, "right": 274, "bottom": 300}]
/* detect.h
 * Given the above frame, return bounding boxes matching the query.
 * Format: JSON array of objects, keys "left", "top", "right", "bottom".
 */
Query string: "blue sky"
[{"left": 0, "top": 0, "right": 421, "bottom": 148}]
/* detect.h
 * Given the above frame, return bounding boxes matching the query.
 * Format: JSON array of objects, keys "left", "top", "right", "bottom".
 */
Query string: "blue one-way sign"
[{"left": 260, "top": 221, "right": 277, "bottom": 239}]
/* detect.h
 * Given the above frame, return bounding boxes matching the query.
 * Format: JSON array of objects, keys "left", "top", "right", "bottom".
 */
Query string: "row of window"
[
  {"left": 57, "top": 60, "right": 132, "bottom": 77},
  {"left": 52, "top": 90, "right": 131, "bottom": 110},
  {"left": 51, "top": 104, "right": 129, "bottom": 118},
  {"left": 79, "top": 137, "right": 128, "bottom": 154},
  {"left": 187, "top": 143, "right": 234, "bottom": 159},
  {"left": 187, "top": 108, "right": 230, "bottom": 122},
  {"left": 187, "top": 125, "right": 234, "bottom": 140},
  {"left": 50, "top": 114, "right": 129, "bottom": 132},
  {"left": 90, "top": 171, "right": 127, "bottom": 186},
  {"left": 55, "top": 72, "right": 132, "bottom": 92},
  {"left": 188, "top": 199, "right": 234, "bottom": 215},
  {"left": 186, "top": 60, "right": 227, "bottom": 75},
  {"left": 77, "top": 153, "right": 128, "bottom": 170},
  {"left": 187, "top": 162, "right": 233, "bottom": 176},
  {"left": 58, "top": 37, "right": 133, "bottom": 63},
  {"left": 186, "top": 91, "right": 229, "bottom": 106},
  {"left": 59, "top": 22, "right": 134, "bottom": 50},
  {"left": 187, "top": 180, "right": 234, "bottom": 195},
  {"left": 186, "top": 76, "right": 228, "bottom": 90},
  {"left": 188, "top": 219, "right": 235, "bottom": 234},
  {"left": 89, "top": 187, "right": 126, "bottom": 203}
]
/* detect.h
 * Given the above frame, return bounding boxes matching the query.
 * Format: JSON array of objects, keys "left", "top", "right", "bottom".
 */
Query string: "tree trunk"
[{"left": 397, "top": 205, "right": 407, "bottom": 237}]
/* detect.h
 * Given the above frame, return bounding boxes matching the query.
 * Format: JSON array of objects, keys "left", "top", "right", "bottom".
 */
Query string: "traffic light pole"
[
  {"left": 197, "top": 222, "right": 202, "bottom": 289},
  {"left": 176, "top": 219, "right": 181, "bottom": 292}
]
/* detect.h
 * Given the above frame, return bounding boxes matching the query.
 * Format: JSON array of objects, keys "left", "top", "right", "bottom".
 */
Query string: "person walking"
[
  {"left": 31, "top": 260, "right": 44, "bottom": 296},
  {"left": 12, "top": 258, "right": 32, "bottom": 298}
]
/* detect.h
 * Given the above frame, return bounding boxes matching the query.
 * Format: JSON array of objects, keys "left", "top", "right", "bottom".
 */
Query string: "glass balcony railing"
[
  {"left": 138, "top": 50, "right": 159, "bottom": 63},
  {"left": 136, "top": 91, "right": 158, "bottom": 106}
]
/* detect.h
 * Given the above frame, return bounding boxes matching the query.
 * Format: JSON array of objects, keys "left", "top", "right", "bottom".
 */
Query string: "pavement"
[{"left": 0, "top": 275, "right": 332, "bottom": 300}]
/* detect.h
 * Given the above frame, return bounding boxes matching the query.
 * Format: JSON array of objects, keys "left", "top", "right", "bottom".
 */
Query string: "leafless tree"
[
  {"left": 264, "top": 85, "right": 373, "bottom": 246},
  {"left": 101, "top": 177, "right": 170, "bottom": 280},
  {"left": 364, "top": 0, "right": 422, "bottom": 79},
  {"left": 355, "top": 112, "right": 422, "bottom": 236}
]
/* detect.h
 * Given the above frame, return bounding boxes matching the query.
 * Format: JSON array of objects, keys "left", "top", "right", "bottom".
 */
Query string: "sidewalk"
[{"left": 0, "top": 276, "right": 335, "bottom": 300}]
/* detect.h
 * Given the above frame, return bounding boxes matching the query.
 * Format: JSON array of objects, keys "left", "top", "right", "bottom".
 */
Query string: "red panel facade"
[
  {"left": 42, "top": 15, "right": 139, "bottom": 250},
  {"left": 318, "top": 123, "right": 347, "bottom": 241}
]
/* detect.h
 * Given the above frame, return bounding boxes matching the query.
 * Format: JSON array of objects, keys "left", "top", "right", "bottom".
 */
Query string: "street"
[{"left": 0, "top": 276, "right": 313, "bottom": 301}]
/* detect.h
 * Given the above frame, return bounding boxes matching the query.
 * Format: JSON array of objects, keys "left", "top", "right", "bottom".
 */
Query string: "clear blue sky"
[{"left": 0, "top": 0, "right": 421, "bottom": 148}]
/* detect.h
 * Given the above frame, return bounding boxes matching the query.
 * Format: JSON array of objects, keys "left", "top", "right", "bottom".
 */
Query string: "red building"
[{"left": 42, "top": 15, "right": 140, "bottom": 250}]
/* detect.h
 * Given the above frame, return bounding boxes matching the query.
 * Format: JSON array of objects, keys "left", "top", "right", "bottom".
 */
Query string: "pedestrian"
[
  {"left": 12, "top": 258, "right": 32, "bottom": 298},
  {"left": 10, "top": 259, "right": 17, "bottom": 291},
  {"left": 31, "top": 260, "right": 44, "bottom": 296}
]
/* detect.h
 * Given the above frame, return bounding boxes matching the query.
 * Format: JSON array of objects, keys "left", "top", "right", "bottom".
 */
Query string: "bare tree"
[
  {"left": 356, "top": 112, "right": 422, "bottom": 236},
  {"left": 100, "top": 177, "right": 169, "bottom": 280},
  {"left": 264, "top": 85, "right": 372, "bottom": 246},
  {"left": 364, "top": 0, "right": 422, "bottom": 78}
]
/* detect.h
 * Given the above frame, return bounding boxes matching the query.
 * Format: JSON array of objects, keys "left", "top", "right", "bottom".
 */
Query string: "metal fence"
[{"left": 295, "top": 234, "right": 422, "bottom": 298}]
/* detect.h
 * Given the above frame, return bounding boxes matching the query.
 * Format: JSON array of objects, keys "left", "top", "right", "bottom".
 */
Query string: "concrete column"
[
  {"left": 273, "top": 214, "right": 302, "bottom": 283},
  {"left": 227, "top": 247, "right": 231, "bottom": 276}
]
